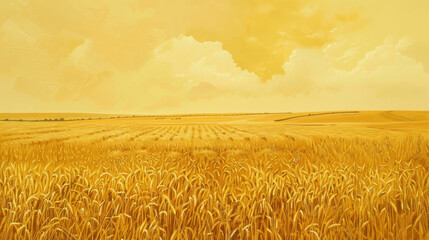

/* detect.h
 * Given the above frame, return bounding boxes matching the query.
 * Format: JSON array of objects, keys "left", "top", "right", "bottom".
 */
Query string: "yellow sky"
[{"left": 1, "top": 0, "right": 428, "bottom": 113}]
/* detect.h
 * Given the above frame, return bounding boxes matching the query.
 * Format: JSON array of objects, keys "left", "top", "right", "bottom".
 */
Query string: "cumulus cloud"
[
  {"left": 267, "top": 38, "right": 429, "bottom": 110},
  {"left": 2, "top": 32, "right": 429, "bottom": 113},
  {"left": 154, "top": 36, "right": 261, "bottom": 95},
  {"left": 1, "top": 0, "right": 429, "bottom": 113},
  {"left": 134, "top": 36, "right": 263, "bottom": 112}
]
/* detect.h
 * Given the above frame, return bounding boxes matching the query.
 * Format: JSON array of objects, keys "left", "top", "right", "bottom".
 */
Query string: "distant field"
[
  {"left": 0, "top": 111, "right": 428, "bottom": 239},
  {"left": 0, "top": 113, "right": 133, "bottom": 121}
]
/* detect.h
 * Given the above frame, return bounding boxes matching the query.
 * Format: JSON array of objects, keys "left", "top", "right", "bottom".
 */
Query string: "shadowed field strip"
[{"left": 274, "top": 111, "right": 360, "bottom": 122}]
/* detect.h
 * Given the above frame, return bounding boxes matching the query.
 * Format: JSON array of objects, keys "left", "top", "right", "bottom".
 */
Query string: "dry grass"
[{"left": 0, "top": 113, "right": 428, "bottom": 239}]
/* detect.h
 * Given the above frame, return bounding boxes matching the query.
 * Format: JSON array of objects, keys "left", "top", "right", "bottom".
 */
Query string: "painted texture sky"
[{"left": 1, "top": 0, "right": 429, "bottom": 114}]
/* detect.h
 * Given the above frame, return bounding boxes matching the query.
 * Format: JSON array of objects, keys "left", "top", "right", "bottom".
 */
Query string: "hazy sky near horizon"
[{"left": 1, "top": 0, "right": 428, "bottom": 113}]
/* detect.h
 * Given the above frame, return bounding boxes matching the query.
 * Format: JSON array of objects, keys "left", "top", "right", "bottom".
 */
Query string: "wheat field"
[{"left": 0, "top": 111, "right": 428, "bottom": 239}]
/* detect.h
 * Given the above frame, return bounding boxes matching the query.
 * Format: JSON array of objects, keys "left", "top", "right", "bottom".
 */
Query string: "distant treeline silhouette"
[{"left": 1, "top": 115, "right": 137, "bottom": 122}]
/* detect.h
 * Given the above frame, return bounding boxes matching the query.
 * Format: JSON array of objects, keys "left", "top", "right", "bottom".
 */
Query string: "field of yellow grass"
[{"left": 0, "top": 111, "right": 428, "bottom": 239}]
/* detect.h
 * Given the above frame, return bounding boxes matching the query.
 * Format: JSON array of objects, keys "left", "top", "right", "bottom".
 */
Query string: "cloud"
[
  {"left": 2, "top": 31, "right": 429, "bottom": 113},
  {"left": 133, "top": 36, "right": 429, "bottom": 113},
  {"left": 6, "top": 35, "right": 261, "bottom": 113},
  {"left": 1, "top": 0, "right": 429, "bottom": 113},
  {"left": 135, "top": 36, "right": 263, "bottom": 112},
  {"left": 154, "top": 36, "right": 261, "bottom": 94},
  {"left": 267, "top": 38, "right": 429, "bottom": 110}
]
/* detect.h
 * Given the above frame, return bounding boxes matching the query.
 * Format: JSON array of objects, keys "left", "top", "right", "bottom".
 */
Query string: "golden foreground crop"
[{"left": 0, "top": 111, "right": 428, "bottom": 239}]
